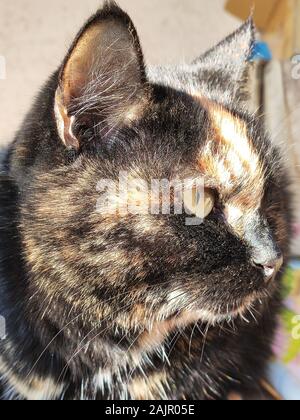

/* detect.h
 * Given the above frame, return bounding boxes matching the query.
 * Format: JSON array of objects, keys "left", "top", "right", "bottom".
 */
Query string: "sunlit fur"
[{"left": 0, "top": 2, "right": 291, "bottom": 400}]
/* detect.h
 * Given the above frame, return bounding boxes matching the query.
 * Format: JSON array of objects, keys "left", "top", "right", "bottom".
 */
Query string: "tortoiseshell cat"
[{"left": 0, "top": 2, "right": 291, "bottom": 400}]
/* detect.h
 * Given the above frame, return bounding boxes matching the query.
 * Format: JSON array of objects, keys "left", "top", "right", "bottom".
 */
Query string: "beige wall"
[{"left": 0, "top": 0, "right": 240, "bottom": 145}]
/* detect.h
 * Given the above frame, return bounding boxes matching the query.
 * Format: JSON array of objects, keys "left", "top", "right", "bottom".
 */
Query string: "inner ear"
[{"left": 55, "top": 2, "right": 148, "bottom": 149}]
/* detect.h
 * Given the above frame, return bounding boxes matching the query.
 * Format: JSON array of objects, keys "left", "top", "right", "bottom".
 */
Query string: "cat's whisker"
[
  {"left": 247, "top": 305, "right": 258, "bottom": 324},
  {"left": 240, "top": 313, "right": 250, "bottom": 324},
  {"left": 26, "top": 289, "right": 142, "bottom": 380},
  {"left": 200, "top": 323, "right": 210, "bottom": 364},
  {"left": 53, "top": 300, "right": 134, "bottom": 396},
  {"left": 56, "top": 288, "right": 194, "bottom": 392},
  {"left": 166, "top": 330, "right": 182, "bottom": 359},
  {"left": 188, "top": 321, "right": 199, "bottom": 358}
]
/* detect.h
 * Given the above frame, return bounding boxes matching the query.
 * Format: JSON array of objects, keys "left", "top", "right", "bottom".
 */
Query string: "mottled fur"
[{"left": 0, "top": 1, "right": 291, "bottom": 400}]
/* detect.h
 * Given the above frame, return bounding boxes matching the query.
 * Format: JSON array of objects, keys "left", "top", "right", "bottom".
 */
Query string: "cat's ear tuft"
[
  {"left": 193, "top": 18, "right": 256, "bottom": 104},
  {"left": 55, "top": 1, "right": 148, "bottom": 149}
]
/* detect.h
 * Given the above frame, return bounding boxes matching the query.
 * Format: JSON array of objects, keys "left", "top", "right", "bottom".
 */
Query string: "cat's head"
[{"left": 22, "top": 1, "right": 290, "bottom": 336}]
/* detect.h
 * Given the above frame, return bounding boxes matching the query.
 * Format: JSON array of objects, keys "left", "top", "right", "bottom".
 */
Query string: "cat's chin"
[
  {"left": 194, "top": 305, "right": 253, "bottom": 326},
  {"left": 186, "top": 290, "right": 270, "bottom": 326},
  {"left": 159, "top": 284, "right": 273, "bottom": 329}
]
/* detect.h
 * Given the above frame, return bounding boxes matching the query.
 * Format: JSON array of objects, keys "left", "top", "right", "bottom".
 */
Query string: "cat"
[{"left": 0, "top": 1, "right": 291, "bottom": 400}]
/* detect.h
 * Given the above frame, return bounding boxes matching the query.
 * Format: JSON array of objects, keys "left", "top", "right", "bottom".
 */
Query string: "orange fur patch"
[{"left": 196, "top": 100, "right": 265, "bottom": 234}]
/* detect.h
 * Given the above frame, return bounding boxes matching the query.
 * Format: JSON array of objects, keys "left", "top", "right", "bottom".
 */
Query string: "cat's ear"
[
  {"left": 193, "top": 19, "right": 256, "bottom": 103},
  {"left": 55, "top": 1, "right": 148, "bottom": 149}
]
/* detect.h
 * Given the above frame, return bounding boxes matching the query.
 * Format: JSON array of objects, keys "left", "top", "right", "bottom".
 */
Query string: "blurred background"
[{"left": 0, "top": 0, "right": 300, "bottom": 399}]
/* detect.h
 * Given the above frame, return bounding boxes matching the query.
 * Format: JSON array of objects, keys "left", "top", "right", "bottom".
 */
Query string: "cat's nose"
[{"left": 252, "top": 254, "right": 283, "bottom": 284}]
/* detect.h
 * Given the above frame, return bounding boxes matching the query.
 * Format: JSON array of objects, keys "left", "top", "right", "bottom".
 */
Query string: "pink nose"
[{"left": 252, "top": 255, "right": 283, "bottom": 284}]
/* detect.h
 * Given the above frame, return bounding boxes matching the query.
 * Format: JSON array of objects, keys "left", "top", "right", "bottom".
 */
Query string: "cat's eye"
[{"left": 183, "top": 186, "right": 215, "bottom": 219}]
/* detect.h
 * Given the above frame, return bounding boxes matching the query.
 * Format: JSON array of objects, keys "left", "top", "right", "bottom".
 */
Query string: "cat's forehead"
[
  {"left": 117, "top": 94, "right": 265, "bottom": 214},
  {"left": 197, "top": 100, "right": 265, "bottom": 215}
]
